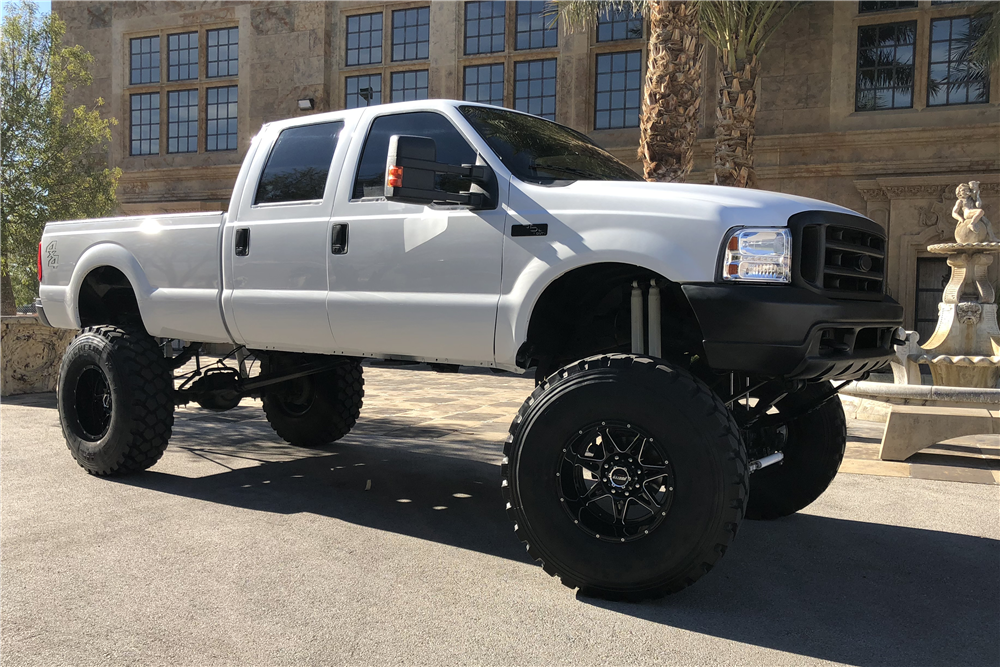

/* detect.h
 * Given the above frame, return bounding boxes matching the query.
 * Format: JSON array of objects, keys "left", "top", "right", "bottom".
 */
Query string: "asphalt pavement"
[{"left": 2, "top": 365, "right": 998, "bottom": 666}]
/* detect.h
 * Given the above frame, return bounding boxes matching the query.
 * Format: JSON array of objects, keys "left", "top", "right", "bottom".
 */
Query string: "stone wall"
[{"left": 1, "top": 317, "right": 77, "bottom": 396}]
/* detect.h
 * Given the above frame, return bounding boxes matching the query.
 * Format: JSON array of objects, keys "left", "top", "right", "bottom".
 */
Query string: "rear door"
[
  {"left": 226, "top": 121, "right": 346, "bottom": 352},
  {"left": 326, "top": 110, "right": 508, "bottom": 365}
]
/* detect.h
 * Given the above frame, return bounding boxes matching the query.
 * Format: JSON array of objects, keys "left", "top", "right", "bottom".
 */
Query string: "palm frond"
[
  {"left": 545, "top": 0, "right": 649, "bottom": 32},
  {"left": 969, "top": 4, "right": 999, "bottom": 68}
]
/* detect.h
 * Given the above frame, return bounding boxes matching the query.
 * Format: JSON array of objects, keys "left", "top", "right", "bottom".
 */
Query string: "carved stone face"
[
  {"left": 956, "top": 302, "right": 982, "bottom": 325},
  {"left": 956, "top": 183, "right": 972, "bottom": 200}
]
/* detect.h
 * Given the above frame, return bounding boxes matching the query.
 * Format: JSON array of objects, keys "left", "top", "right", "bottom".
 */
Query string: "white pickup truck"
[{"left": 38, "top": 99, "right": 903, "bottom": 600}]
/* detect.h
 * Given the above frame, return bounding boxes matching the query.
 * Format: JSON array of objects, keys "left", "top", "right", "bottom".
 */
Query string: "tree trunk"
[
  {"left": 638, "top": 1, "right": 703, "bottom": 183},
  {"left": 1, "top": 268, "right": 17, "bottom": 316},
  {"left": 713, "top": 54, "right": 759, "bottom": 188}
]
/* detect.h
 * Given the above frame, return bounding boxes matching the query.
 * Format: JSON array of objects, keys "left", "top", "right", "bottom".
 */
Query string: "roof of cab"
[{"left": 258, "top": 99, "right": 500, "bottom": 133}]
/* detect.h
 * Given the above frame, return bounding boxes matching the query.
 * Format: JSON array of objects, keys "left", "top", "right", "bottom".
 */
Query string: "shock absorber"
[
  {"left": 648, "top": 279, "right": 661, "bottom": 358},
  {"left": 631, "top": 281, "right": 645, "bottom": 354}
]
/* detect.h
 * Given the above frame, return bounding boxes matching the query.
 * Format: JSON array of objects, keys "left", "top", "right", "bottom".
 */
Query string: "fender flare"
[
  {"left": 66, "top": 243, "right": 154, "bottom": 330},
  {"left": 496, "top": 236, "right": 699, "bottom": 367}
]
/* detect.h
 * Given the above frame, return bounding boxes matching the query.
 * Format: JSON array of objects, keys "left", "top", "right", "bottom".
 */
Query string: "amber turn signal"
[{"left": 386, "top": 165, "right": 404, "bottom": 188}]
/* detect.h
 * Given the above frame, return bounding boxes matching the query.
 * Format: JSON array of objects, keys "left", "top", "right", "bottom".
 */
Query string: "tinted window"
[
  {"left": 352, "top": 112, "right": 477, "bottom": 199},
  {"left": 460, "top": 105, "right": 641, "bottom": 184},
  {"left": 255, "top": 122, "right": 344, "bottom": 205}
]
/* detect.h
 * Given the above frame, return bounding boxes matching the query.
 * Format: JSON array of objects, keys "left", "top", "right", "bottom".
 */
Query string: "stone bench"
[{"left": 841, "top": 381, "right": 1000, "bottom": 462}]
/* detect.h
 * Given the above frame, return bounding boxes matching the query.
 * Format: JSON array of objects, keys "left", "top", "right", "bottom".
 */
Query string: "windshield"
[{"left": 459, "top": 105, "right": 643, "bottom": 185}]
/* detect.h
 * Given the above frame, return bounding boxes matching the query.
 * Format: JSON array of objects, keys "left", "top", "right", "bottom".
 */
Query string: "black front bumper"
[{"left": 681, "top": 284, "right": 903, "bottom": 381}]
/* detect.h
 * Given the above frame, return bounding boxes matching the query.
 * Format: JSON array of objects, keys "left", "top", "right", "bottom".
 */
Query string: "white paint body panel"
[{"left": 38, "top": 100, "right": 861, "bottom": 368}]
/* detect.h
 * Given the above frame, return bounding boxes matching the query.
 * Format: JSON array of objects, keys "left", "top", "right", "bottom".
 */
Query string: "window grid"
[
  {"left": 392, "top": 7, "right": 430, "bottom": 62},
  {"left": 130, "top": 36, "right": 160, "bottom": 85},
  {"left": 595, "top": 51, "right": 642, "bottom": 129},
  {"left": 346, "top": 73, "right": 382, "bottom": 109},
  {"left": 928, "top": 15, "right": 990, "bottom": 106},
  {"left": 391, "top": 70, "right": 429, "bottom": 102},
  {"left": 130, "top": 93, "right": 160, "bottom": 155},
  {"left": 516, "top": 1, "right": 557, "bottom": 50},
  {"left": 167, "top": 32, "right": 198, "bottom": 81},
  {"left": 206, "top": 86, "right": 238, "bottom": 151},
  {"left": 597, "top": 7, "right": 643, "bottom": 42},
  {"left": 514, "top": 58, "right": 557, "bottom": 120},
  {"left": 464, "top": 63, "right": 505, "bottom": 106},
  {"left": 167, "top": 89, "right": 198, "bottom": 154},
  {"left": 855, "top": 21, "right": 916, "bottom": 111},
  {"left": 858, "top": 1, "right": 917, "bottom": 13},
  {"left": 465, "top": 1, "right": 505, "bottom": 55},
  {"left": 346, "top": 13, "right": 383, "bottom": 66},
  {"left": 207, "top": 27, "right": 239, "bottom": 78}
]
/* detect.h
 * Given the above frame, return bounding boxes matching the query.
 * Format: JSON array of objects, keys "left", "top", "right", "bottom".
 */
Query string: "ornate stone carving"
[
  {"left": 881, "top": 184, "right": 950, "bottom": 199},
  {"left": 952, "top": 181, "right": 999, "bottom": 244},
  {"left": 916, "top": 192, "right": 953, "bottom": 242},
  {"left": 957, "top": 302, "right": 983, "bottom": 325}
]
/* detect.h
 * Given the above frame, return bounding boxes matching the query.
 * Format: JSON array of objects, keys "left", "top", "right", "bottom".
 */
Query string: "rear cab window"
[{"left": 254, "top": 121, "right": 345, "bottom": 205}]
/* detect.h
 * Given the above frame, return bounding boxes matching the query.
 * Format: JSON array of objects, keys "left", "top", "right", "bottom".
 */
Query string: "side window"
[
  {"left": 254, "top": 121, "right": 344, "bottom": 205},
  {"left": 352, "top": 111, "right": 478, "bottom": 200}
]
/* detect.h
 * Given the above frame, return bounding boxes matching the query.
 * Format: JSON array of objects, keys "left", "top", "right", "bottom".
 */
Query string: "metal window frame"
[
  {"left": 390, "top": 69, "right": 429, "bottom": 102},
  {"left": 345, "top": 12, "right": 384, "bottom": 67},
  {"left": 513, "top": 57, "right": 557, "bottom": 120},
  {"left": 593, "top": 50, "right": 642, "bottom": 130},
  {"left": 463, "top": 62, "right": 505, "bottom": 105},
  {"left": 464, "top": 0, "right": 506, "bottom": 56},
  {"left": 166, "top": 31, "right": 199, "bottom": 82},
  {"left": 854, "top": 20, "right": 917, "bottom": 111},
  {"left": 391, "top": 6, "right": 431, "bottom": 62},
  {"left": 129, "top": 92, "right": 160, "bottom": 156},
  {"left": 206, "top": 85, "right": 238, "bottom": 152},
  {"left": 129, "top": 35, "right": 161, "bottom": 85},
  {"left": 345, "top": 73, "right": 383, "bottom": 109},
  {"left": 596, "top": 6, "right": 644, "bottom": 43},
  {"left": 515, "top": 0, "right": 557, "bottom": 51},
  {"left": 206, "top": 26, "right": 239, "bottom": 79},
  {"left": 166, "top": 89, "right": 199, "bottom": 154},
  {"left": 926, "top": 14, "right": 991, "bottom": 107}
]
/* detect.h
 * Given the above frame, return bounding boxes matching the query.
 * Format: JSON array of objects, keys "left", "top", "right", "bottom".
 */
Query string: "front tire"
[
  {"left": 57, "top": 326, "right": 174, "bottom": 476},
  {"left": 743, "top": 383, "right": 846, "bottom": 520},
  {"left": 261, "top": 356, "right": 364, "bottom": 447},
  {"left": 503, "top": 354, "right": 747, "bottom": 600}
]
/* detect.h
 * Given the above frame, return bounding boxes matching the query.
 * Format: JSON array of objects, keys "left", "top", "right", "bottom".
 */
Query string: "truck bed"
[{"left": 39, "top": 211, "right": 230, "bottom": 342}]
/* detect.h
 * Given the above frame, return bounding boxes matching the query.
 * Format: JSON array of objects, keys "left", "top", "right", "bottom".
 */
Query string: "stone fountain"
[
  {"left": 843, "top": 181, "right": 1000, "bottom": 461},
  {"left": 914, "top": 181, "right": 1000, "bottom": 388}
]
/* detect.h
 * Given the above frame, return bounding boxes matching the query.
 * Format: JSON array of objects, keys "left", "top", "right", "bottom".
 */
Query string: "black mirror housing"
[{"left": 384, "top": 134, "right": 493, "bottom": 208}]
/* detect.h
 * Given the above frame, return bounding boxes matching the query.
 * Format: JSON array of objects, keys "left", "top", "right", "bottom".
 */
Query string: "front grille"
[{"left": 799, "top": 223, "right": 886, "bottom": 298}]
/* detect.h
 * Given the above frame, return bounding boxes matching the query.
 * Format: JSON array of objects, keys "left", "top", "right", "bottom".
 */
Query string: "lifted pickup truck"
[{"left": 38, "top": 99, "right": 903, "bottom": 600}]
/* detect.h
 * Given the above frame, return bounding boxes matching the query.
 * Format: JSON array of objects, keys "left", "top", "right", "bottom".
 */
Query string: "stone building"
[{"left": 53, "top": 0, "right": 999, "bottom": 337}]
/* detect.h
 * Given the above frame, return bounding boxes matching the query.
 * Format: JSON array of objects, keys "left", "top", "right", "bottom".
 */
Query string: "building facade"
[{"left": 53, "top": 0, "right": 999, "bottom": 335}]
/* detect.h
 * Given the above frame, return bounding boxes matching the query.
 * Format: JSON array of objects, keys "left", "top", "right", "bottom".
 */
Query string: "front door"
[
  {"left": 326, "top": 110, "right": 507, "bottom": 365},
  {"left": 226, "top": 120, "right": 346, "bottom": 353}
]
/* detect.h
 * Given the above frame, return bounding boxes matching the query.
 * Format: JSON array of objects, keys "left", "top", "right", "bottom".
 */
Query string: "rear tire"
[
  {"left": 744, "top": 383, "right": 846, "bottom": 520},
  {"left": 262, "top": 356, "right": 364, "bottom": 447},
  {"left": 502, "top": 354, "right": 747, "bottom": 600},
  {"left": 57, "top": 326, "right": 174, "bottom": 476}
]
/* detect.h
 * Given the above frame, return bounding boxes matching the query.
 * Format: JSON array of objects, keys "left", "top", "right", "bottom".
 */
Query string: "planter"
[{"left": 1, "top": 316, "right": 77, "bottom": 396}]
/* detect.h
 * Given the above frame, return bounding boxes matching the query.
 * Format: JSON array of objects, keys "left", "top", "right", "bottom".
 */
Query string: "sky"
[{"left": 0, "top": 1, "right": 52, "bottom": 20}]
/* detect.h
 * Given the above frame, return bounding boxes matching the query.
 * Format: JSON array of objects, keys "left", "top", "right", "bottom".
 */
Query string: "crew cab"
[{"left": 38, "top": 100, "right": 903, "bottom": 600}]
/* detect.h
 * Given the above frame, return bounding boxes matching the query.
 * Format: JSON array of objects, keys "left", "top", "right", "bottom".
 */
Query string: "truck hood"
[{"left": 545, "top": 180, "right": 861, "bottom": 228}]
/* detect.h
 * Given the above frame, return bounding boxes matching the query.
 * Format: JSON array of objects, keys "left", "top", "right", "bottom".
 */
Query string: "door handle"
[
  {"left": 331, "top": 223, "right": 348, "bottom": 255},
  {"left": 235, "top": 227, "right": 250, "bottom": 256}
]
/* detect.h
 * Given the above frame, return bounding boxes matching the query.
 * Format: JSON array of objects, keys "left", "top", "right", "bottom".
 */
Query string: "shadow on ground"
[{"left": 112, "top": 435, "right": 1000, "bottom": 667}]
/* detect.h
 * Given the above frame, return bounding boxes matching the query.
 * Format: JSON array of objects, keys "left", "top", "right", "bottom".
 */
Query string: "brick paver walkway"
[{"left": 173, "top": 359, "right": 999, "bottom": 486}]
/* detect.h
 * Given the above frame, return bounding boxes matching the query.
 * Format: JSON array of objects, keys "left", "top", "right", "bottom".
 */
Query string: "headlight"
[{"left": 721, "top": 227, "right": 792, "bottom": 283}]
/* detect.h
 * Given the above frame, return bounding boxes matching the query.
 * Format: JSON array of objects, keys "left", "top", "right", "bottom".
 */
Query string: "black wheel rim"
[
  {"left": 275, "top": 376, "right": 314, "bottom": 417},
  {"left": 558, "top": 421, "right": 675, "bottom": 543},
  {"left": 74, "top": 365, "right": 112, "bottom": 441}
]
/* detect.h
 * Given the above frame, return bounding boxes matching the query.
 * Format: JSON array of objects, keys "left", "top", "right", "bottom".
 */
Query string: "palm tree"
[
  {"left": 552, "top": 1, "right": 703, "bottom": 183},
  {"left": 697, "top": 0, "right": 798, "bottom": 188}
]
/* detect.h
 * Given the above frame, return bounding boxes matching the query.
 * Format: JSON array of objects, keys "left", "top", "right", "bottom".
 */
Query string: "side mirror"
[{"left": 384, "top": 134, "right": 493, "bottom": 208}]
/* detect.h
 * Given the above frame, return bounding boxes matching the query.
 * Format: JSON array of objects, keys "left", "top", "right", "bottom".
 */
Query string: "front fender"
[{"left": 495, "top": 231, "right": 701, "bottom": 368}]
